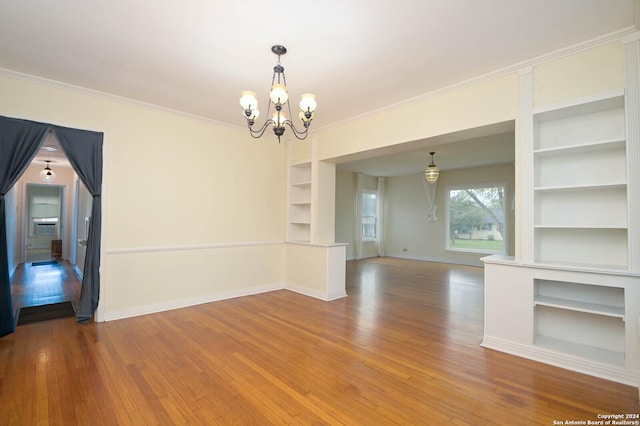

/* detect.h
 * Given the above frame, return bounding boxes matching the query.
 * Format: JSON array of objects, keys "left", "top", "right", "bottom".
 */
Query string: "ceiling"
[{"left": 1, "top": 1, "right": 637, "bottom": 175}]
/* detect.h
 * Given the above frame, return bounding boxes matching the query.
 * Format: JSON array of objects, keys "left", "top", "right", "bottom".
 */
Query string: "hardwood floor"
[
  {"left": 0, "top": 258, "right": 638, "bottom": 425},
  {"left": 10, "top": 260, "right": 82, "bottom": 313}
]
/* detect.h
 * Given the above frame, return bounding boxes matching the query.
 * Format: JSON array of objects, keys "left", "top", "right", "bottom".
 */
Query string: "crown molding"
[
  {"left": 621, "top": 31, "right": 640, "bottom": 44},
  {"left": 0, "top": 67, "right": 244, "bottom": 130},
  {"left": 317, "top": 26, "right": 640, "bottom": 132}
]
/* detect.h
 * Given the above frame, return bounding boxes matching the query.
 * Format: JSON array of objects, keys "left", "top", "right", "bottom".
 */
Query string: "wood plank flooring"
[
  {"left": 0, "top": 257, "right": 638, "bottom": 425},
  {"left": 10, "top": 260, "right": 82, "bottom": 312}
]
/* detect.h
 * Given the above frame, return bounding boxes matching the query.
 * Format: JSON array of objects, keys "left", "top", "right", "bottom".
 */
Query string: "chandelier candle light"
[{"left": 240, "top": 45, "right": 317, "bottom": 142}]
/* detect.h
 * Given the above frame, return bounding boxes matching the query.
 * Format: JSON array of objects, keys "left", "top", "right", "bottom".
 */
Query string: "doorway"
[
  {"left": 1, "top": 117, "right": 104, "bottom": 334},
  {"left": 14, "top": 169, "right": 79, "bottom": 313},
  {"left": 24, "top": 183, "right": 65, "bottom": 264}
]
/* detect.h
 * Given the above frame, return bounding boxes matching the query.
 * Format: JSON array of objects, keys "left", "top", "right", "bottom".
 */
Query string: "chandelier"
[
  {"left": 425, "top": 152, "right": 440, "bottom": 183},
  {"left": 239, "top": 45, "right": 317, "bottom": 142}
]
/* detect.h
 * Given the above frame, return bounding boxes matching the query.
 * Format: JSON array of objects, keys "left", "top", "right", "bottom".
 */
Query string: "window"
[
  {"left": 446, "top": 184, "right": 506, "bottom": 254},
  {"left": 361, "top": 191, "right": 377, "bottom": 241}
]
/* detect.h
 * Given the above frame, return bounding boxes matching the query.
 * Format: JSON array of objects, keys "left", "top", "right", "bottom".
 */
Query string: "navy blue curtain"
[
  {"left": 0, "top": 117, "right": 49, "bottom": 337},
  {"left": 52, "top": 124, "right": 103, "bottom": 323},
  {"left": 0, "top": 116, "right": 103, "bottom": 336}
]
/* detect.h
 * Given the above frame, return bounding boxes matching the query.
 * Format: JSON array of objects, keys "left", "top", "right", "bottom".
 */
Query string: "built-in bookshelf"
[
  {"left": 529, "top": 90, "right": 635, "bottom": 371},
  {"left": 534, "top": 279, "right": 625, "bottom": 366},
  {"left": 287, "top": 161, "right": 312, "bottom": 242},
  {"left": 532, "top": 90, "right": 627, "bottom": 270},
  {"left": 484, "top": 39, "right": 640, "bottom": 393}
]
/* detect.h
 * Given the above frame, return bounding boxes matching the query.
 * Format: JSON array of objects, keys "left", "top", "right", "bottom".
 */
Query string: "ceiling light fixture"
[
  {"left": 425, "top": 152, "right": 440, "bottom": 183},
  {"left": 240, "top": 45, "right": 317, "bottom": 143},
  {"left": 40, "top": 160, "right": 56, "bottom": 183}
]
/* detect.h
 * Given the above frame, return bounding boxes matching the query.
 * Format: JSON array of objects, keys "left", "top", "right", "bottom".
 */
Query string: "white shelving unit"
[
  {"left": 482, "top": 257, "right": 640, "bottom": 387},
  {"left": 532, "top": 90, "right": 628, "bottom": 270},
  {"left": 534, "top": 279, "right": 625, "bottom": 366},
  {"left": 484, "top": 38, "right": 640, "bottom": 392},
  {"left": 529, "top": 91, "right": 633, "bottom": 368},
  {"left": 287, "top": 161, "right": 312, "bottom": 242}
]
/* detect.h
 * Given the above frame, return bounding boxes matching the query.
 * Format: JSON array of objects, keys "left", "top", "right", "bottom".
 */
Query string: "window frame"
[
  {"left": 445, "top": 181, "right": 508, "bottom": 255},
  {"left": 361, "top": 190, "right": 378, "bottom": 242}
]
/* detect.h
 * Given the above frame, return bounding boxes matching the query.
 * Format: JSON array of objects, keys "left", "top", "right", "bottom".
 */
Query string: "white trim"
[
  {"left": 326, "top": 290, "right": 348, "bottom": 301},
  {"left": 480, "top": 254, "right": 516, "bottom": 265},
  {"left": 310, "top": 133, "right": 318, "bottom": 244},
  {"left": 326, "top": 243, "right": 347, "bottom": 299},
  {"left": 105, "top": 240, "right": 283, "bottom": 255},
  {"left": 104, "top": 283, "right": 346, "bottom": 322},
  {"left": 386, "top": 253, "right": 483, "bottom": 268},
  {"left": 481, "top": 335, "right": 640, "bottom": 387},
  {"left": 285, "top": 241, "right": 348, "bottom": 248},
  {"left": 482, "top": 255, "right": 640, "bottom": 278},
  {"left": 520, "top": 68, "right": 534, "bottom": 263},
  {"left": 104, "top": 283, "right": 284, "bottom": 321},
  {"left": 517, "top": 66, "right": 533, "bottom": 76},
  {"left": 624, "top": 37, "right": 640, "bottom": 272},
  {"left": 73, "top": 264, "right": 83, "bottom": 280},
  {"left": 286, "top": 285, "right": 347, "bottom": 302},
  {"left": 621, "top": 32, "right": 640, "bottom": 44},
  {"left": 531, "top": 88, "right": 625, "bottom": 115},
  {"left": 95, "top": 132, "right": 108, "bottom": 323},
  {"left": 289, "top": 159, "right": 312, "bottom": 167}
]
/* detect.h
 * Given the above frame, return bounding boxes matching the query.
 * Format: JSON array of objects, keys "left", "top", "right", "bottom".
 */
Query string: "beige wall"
[
  {"left": 317, "top": 71, "right": 521, "bottom": 259},
  {"left": 336, "top": 163, "right": 515, "bottom": 266},
  {"left": 105, "top": 243, "right": 284, "bottom": 319},
  {"left": 532, "top": 42, "right": 624, "bottom": 108},
  {"left": 316, "top": 74, "right": 520, "bottom": 162},
  {"left": 0, "top": 36, "right": 629, "bottom": 318},
  {"left": 385, "top": 163, "right": 515, "bottom": 266},
  {"left": 0, "top": 73, "right": 287, "bottom": 319},
  {"left": 335, "top": 170, "right": 355, "bottom": 259}
]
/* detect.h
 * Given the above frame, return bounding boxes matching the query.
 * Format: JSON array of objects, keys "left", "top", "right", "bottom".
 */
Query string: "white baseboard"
[
  {"left": 73, "top": 265, "right": 83, "bottom": 280},
  {"left": 386, "top": 253, "right": 484, "bottom": 267},
  {"left": 287, "top": 284, "right": 347, "bottom": 301},
  {"left": 481, "top": 335, "right": 640, "bottom": 388},
  {"left": 9, "top": 263, "right": 17, "bottom": 281},
  {"left": 103, "top": 282, "right": 348, "bottom": 322},
  {"left": 326, "top": 290, "right": 348, "bottom": 301},
  {"left": 104, "top": 283, "right": 285, "bottom": 321}
]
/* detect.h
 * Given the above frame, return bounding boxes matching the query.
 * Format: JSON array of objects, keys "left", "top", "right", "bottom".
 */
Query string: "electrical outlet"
[{"left": 402, "top": 248, "right": 408, "bottom": 252}]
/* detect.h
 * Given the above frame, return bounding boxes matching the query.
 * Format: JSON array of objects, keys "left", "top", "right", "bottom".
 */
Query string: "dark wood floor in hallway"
[
  {"left": 10, "top": 260, "right": 82, "bottom": 313},
  {"left": 0, "top": 258, "right": 638, "bottom": 425}
]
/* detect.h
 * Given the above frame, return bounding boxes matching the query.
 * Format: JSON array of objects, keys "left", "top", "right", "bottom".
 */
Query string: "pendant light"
[
  {"left": 425, "top": 152, "right": 440, "bottom": 183},
  {"left": 40, "top": 160, "right": 56, "bottom": 183}
]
